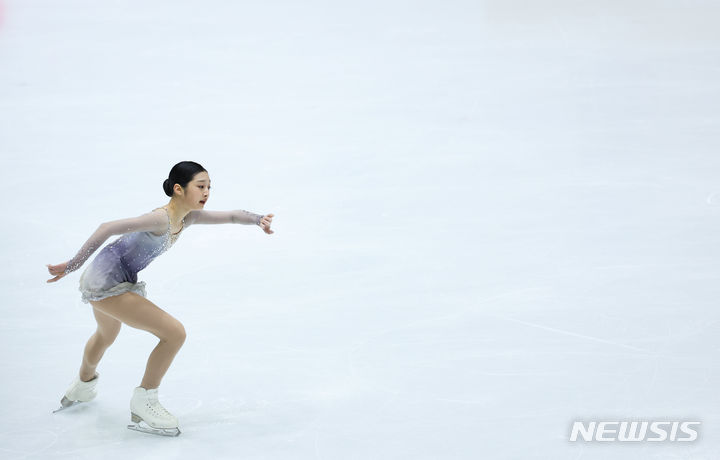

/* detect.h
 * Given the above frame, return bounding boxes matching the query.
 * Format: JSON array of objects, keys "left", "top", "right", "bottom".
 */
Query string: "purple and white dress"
[{"left": 63, "top": 207, "right": 264, "bottom": 304}]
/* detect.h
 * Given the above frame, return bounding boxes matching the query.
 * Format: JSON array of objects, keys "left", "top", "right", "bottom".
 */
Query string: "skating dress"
[{"left": 63, "top": 207, "right": 264, "bottom": 304}]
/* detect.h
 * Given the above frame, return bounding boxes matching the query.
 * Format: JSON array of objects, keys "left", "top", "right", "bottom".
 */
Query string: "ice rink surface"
[{"left": 1, "top": 0, "right": 719, "bottom": 458}]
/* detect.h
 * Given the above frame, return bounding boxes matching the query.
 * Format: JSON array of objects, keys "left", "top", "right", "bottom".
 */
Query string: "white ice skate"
[
  {"left": 53, "top": 372, "right": 100, "bottom": 413},
  {"left": 127, "top": 386, "right": 181, "bottom": 437}
]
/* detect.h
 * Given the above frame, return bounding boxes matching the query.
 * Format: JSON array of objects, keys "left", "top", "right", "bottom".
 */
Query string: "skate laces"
[
  {"left": 145, "top": 390, "right": 173, "bottom": 418},
  {"left": 152, "top": 400, "right": 173, "bottom": 418}
]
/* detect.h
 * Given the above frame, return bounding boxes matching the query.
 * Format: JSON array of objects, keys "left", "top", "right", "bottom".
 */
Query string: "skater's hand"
[
  {"left": 46, "top": 262, "right": 68, "bottom": 283},
  {"left": 260, "top": 213, "right": 275, "bottom": 234}
]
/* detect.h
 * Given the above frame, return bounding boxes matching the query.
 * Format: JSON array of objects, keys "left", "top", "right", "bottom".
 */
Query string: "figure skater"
[{"left": 46, "top": 160, "right": 275, "bottom": 436}]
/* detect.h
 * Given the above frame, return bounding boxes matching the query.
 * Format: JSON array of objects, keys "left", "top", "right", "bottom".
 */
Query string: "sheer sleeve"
[
  {"left": 63, "top": 210, "right": 168, "bottom": 274},
  {"left": 185, "top": 209, "right": 263, "bottom": 227}
]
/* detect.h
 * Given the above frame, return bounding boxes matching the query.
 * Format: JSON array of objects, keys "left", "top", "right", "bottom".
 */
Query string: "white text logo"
[{"left": 569, "top": 421, "right": 700, "bottom": 442}]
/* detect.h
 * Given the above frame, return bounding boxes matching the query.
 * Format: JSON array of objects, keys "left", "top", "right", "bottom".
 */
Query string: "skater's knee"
[
  {"left": 160, "top": 321, "right": 186, "bottom": 346},
  {"left": 174, "top": 322, "right": 186, "bottom": 345}
]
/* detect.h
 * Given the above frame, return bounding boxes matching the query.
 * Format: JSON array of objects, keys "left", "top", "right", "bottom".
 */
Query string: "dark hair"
[{"left": 163, "top": 161, "right": 207, "bottom": 197}]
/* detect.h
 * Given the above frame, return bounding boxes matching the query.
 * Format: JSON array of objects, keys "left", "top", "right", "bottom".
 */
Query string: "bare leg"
[
  {"left": 89, "top": 292, "right": 186, "bottom": 389},
  {"left": 78, "top": 307, "right": 122, "bottom": 381}
]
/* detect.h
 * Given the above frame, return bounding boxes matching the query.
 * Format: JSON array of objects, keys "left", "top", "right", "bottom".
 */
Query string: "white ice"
[{"left": 1, "top": 0, "right": 719, "bottom": 458}]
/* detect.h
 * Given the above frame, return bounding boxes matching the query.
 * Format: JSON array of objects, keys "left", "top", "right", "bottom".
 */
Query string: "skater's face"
[{"left": 185, "top": 171, "right": 211, "bottom": 209}]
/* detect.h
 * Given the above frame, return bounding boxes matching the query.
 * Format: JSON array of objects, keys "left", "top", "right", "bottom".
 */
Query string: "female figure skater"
[{"left": 46, "top": 161, "right": 275, "bottom": 436}]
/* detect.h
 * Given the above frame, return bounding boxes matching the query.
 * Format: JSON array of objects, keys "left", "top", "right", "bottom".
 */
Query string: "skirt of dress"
[{"left": 78, "top": 251, "right": 147, "bottom": 304}]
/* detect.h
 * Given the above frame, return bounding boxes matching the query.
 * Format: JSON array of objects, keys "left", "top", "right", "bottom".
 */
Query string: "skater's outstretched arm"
[
  {"left": 186, "top": 209, "right": 275, "bottom": 234},
  {"left": 47, "top": 210, "right": 169, "bottom": 282}
]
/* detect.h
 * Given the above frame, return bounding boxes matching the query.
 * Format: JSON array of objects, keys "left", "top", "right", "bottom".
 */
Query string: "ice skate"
[
  {"left": 127, "top": 386, "right": 181, "bottom": 437},
  {"left": 53, "top": 372, "right": 99, "bottom": 413}
]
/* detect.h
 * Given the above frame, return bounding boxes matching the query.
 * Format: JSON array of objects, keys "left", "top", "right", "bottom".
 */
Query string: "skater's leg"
[
  {"left": 89, "top": 292, "right": 186, "bottom": 390},
  {"left": 78, "top": 307, "right": 122, "bottom": 381}
]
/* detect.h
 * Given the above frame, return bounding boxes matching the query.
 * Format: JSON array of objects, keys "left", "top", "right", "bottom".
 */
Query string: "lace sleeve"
[
  {"left": 185, "top": 209, "right": 263, "bottom": 227},
  {"left": 64, "top": 209, "right": 168, "bottom": 274}
]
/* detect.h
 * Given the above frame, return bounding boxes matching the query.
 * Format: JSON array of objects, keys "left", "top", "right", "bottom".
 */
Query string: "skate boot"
[
  {"left": 127, "top": 386, "right": 181, "bottom": 437},
  {"left": 53, "top": 372, "right": 99, "bottom": 413}
]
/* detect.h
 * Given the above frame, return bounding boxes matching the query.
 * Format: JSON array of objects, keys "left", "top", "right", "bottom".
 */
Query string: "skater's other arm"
[
  {"left": 186, "top": 210, "right": 275, "bottom": 234},
  {"left": 62, "top": 210, "right": 168, "bottom": 274}
]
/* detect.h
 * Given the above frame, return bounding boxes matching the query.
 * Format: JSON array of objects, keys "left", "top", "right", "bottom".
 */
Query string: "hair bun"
[{"left": 162, "top": 178, "right": 172, "bottom": 197}]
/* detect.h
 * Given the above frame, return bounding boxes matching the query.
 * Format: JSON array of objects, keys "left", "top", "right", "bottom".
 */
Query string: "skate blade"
[
  {"left": 53, "top": 396, "right": 82, "bottom": 413},
  {"left": 127, "top": 419, "right": 181, "bottom": 437}
]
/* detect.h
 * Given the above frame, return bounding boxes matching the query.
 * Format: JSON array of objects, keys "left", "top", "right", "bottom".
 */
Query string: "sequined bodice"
[
  {"left": 101, "top": 207, "right": 185, "bottom": 274},
  {"left": 149, "top": 206, "right": 185, "bottom": 246}
]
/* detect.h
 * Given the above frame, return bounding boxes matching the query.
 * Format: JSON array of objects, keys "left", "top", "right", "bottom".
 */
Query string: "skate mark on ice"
[
  {"left": 55, "top": 441, "right": 125, "bottom": 457},
  {"left": 706, "top": 191, "right": 720, "bottom": 206},
  {"left": 345, "top": 287, "right": 544, "bottom": 378},
  {"left": 164, "top": 396, "right": 203, "bottom": 415},
  {"left": 488, "top": 314, "right": 651, "bottom": 353},
  {"left": 0, "top": 429, "right": 58, "bottom": 460}
]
